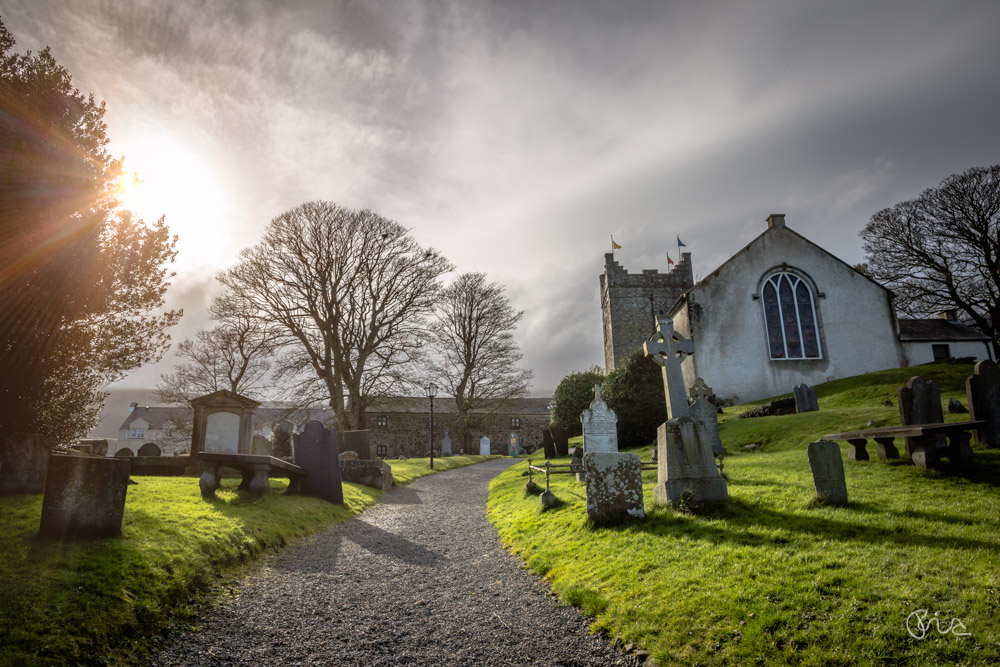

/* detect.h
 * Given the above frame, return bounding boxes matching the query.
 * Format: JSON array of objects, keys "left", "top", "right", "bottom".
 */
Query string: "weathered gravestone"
[
  {"left": 570, "top": 445, "right": 586, "bottom": 482},
  {"left": 967, "top": 360, "right": 1000, "bottom": 448},
  {"left": 0, "top": 433, "right": 52, "bottom": 494},
  {"left": 541, "top": 428, "right": 556, "bottom": 459},
  {"left": 509, "top": 433, "right": 520, "bottom": 456},
  {"left": 581, "top": 385, "right": 618, "bottom": 453},
  {"left": 441, "top": 432, "right": 452, "bottom": 456},
  {"left": 794, "top": 383, "right": 820, "bottom": 413},
  {"left": 479, "top": 436, "right": 491, "bottom": 456},
  {"left": 550, "top": 423, "right": 570, "bottom": 457},
  {"left": 38, "top": 453, "right": 131, "bottom": 539},
  {"left": 689, "top": 378, "right": 727, "bottom": 458},
  {"left": 807, "top": 440, "right": 848, "bottom": 505},
  {"left": 293, "top": 421, "right": 343, "bottom": 504},
  {"left": 252, "top": 434, "right": 272, "bottom": 456},
  {"left": 645, "top": 315, "right": 728, "bottom": 506},
  {"left": 584, "top": 452, "right": 645, "bottom": 526},
  {"left": 898, "top": 376, "right": 945, "bottom": 456},
  {"left": 342, "top": 430, "right": 372, "bottom": 459},
  {"left": 339, "top": 450, "right": 359, "bottom": 460}
]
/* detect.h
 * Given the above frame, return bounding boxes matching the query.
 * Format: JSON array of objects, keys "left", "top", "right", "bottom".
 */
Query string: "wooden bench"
[
  {"left": 197, "top": 452, "right": 305, "bottom": 498},
  {"left": 823, "top": 420, "right": 984, "bottom": 470}
]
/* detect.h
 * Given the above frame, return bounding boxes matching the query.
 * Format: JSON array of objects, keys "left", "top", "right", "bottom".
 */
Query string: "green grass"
[
  {"left": 386, "top": 454, "right": 498, "bottom": 484},
  {"left": 488, "top": 363, "right": 1000, "bottom": 665},
  {"left": 0, "top": 454, "right": 492, "bottom": 666}
]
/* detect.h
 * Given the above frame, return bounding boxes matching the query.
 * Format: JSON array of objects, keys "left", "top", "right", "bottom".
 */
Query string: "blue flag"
[{"left": 677, "top": 235, "right": 687, "bottom": 247}]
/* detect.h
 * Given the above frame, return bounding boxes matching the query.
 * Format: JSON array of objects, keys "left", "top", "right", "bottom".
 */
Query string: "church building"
[{"left": 601, "top": 214, "right": 993, "bottom": 404}]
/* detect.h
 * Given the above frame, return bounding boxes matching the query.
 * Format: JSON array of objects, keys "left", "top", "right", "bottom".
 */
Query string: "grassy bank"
[
  {"left": 488, "top": 363, "right": 1000, "bottom": 665},
  {"left": 386, "top": 454, "right": 497, "bottom": 485},
  {"left": 0, "top": 454, "right": 492, "bottom": 665}
]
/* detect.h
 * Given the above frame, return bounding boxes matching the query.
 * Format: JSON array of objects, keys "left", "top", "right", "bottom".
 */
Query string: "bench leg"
[
  {"left": 848, "top": 438, "right": 869, "bottom": 462},
  {"left": 947, "top": 431, "right": 974, "bottom": 472},
  {"left": 874, "top": 437, "right": 899, "bottom": 462},
  {"left": 199, "top": 463, "right": 221, "bottom": 497},
  {"left": 910, "top": 435, "right": 941, "bottom": 470}
]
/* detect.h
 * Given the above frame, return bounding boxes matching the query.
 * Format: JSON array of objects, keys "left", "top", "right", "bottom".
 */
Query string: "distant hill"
[{"left": 89, "top": 388, "right": 162, "bottom": 439}]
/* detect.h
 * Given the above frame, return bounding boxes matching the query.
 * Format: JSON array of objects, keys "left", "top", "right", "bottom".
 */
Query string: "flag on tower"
[
  {"left": 611, "top": 235, "right": 622, "bottom": 250},
  {"left": 677, "top": 235, "right": 687, "bottom": 247},
  {"left": 666, "top": 252, "right": 675, "bottom": 266}
]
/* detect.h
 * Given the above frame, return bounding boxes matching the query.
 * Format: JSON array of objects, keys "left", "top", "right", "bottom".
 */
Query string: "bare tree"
[
  {"left": 219, "top": 201, "right": 453, "bottom": 431},
  {"left": 861, "top": 164, "right": 1000, "bottom": 356},
  {"left": 429, "top": 273, "right": 533, "bottom": 451}
]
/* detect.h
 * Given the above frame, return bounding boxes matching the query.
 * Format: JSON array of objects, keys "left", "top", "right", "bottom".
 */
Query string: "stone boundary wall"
[
  {"left": 340, "top": 459, "right": 394, "bottom": 491},
  {"left": 600, "top": 252, "right": 694, "bottom": 371},
  {"left": 368, "top": 411, "right": 550, "bottom": 458}
]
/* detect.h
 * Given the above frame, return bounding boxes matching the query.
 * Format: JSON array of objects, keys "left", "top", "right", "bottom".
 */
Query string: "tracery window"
[{"left": 761, "top": 272, "right": 822, "bottom": 359}]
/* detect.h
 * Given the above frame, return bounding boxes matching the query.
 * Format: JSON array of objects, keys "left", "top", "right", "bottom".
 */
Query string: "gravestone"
[
  {"left": 293, "top": 420, "right": 344, "bottom": 504},
  {"left": 898, "top": 376, "right": 945, "bottom": 455},
  {"left": 0, "top": 433, "right": 51, "bottom": 495},
  {"left": 807, "top": 440, "right": 848, "bottom": 505},
  {"left": 584, "top": 452, "right": 645, "bottom": 526},
  {"left": 967, "top": 360, "right": 1000, "bottom": 448},
  {"left": 581, "top": 385, "right": 618, "bottom": 453},
  {"left": 946, "top": 398, "right": 968, "bottom": 414},
  {"left": 570, "top": 445, "right": 586, "bottom": 482},
  {"left": 509, "top": 433, "right": 520, "bottom": 456},
  {"left": 550, "top": 423, "right": 570, "bottom": 457},
  {"left": 38, "top": 453, "right": 131, "bottom": 539},
  {"left": 689, "top": 378, "right": 727, "bottom": 458},
  {"left": 479, "top": 436, "right": 491, "bottom": 456},
  {"left": 251, "top": 435, "right": 272, "bottom": 456},
  {"left": 541, "top": 428, "right": 556, "bottom": 459},
  {"left": 645, "top": 315, "right": 728, "bottom": 506},
  {"left": 793, "top": 383, "right": 820, "bottom": 413},
  {"left": 342, "top": 430, "right": 372, "bottom": 459},
  {"left": 441, "top": 432, "right": 452, "bottom": 456},
  {"left": 340, "top": 450, "right": 359, "bottom": 460}
]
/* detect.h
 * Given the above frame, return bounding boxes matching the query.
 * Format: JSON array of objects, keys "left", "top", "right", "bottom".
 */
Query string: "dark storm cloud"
[{"left": 4, "top": 0, "right": 999, "bottom": 395}]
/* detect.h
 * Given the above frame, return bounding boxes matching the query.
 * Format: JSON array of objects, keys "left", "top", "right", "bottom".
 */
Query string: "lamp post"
[{"left": 426, "top": 382, "right": 438, "bottom": 469}]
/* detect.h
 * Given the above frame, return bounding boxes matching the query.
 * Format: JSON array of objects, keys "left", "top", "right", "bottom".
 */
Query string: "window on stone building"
[
  {"left": 377, "top": 415, "right": 387, "bottom": 427},
  {"left": 130, "top": 428, "right": 145, "bottom": 439},
  {"left": 376, "top": 445, "right": 388, "bottom": 457},
  {"left": 761, "top": 271, "right": 822, "bottom": 360},
  {"left": 511, "top": 417, "right": 521, "bottom": 428},
  {"left": 932, "top": 344, "right": 950, "bottom": 361}
]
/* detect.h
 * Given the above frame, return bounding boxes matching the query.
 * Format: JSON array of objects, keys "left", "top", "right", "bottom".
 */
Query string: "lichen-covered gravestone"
[
  {"left": 581, "top": 385, "right": 618, "bottom": 453},
  {"left": 541, "top": 428, "right": 556, "bottom": 459},
  {"left": 479, "top": 435, "right": 491, "bottom": 456},
  {"left": 441, "top": 432, "right": 452, "bottom": 456},
  {"left": 807, "top": 440, "right": 848, "bottom": 505},
  {"left": 967, "top": 360, "right": 1000, "bottom": 448},
  {"left": 793, "top": 383, "right": 820, "bottom": 413},
  {"left": 584, "top": 452, "right": 644, "bottom": 525},
  {"left": 38, "top": 453, "right": 131, "bottom": 539},
  {"left": 293, "top": 421, "right": 344, "bottom": 504},
  {"left": 689, "top": 378, "right": 727, "bottom": 458},
  {"left": 0, "top": 433, "right": 51, "bottom": 495},
  {"left": 898, "top": 376, "right": 945, "bottom": 455},
  {"left": 550, "top": 423, "right": 570, "bottom": 457}
]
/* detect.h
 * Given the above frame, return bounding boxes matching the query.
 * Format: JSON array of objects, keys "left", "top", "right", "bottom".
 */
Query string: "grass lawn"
[
  {"left": 386, "top": 454, "right": 498, "bottom": 485},
  {"left": 0, "top": 454, "right": 492, "bottom": 666},
  {"left": 488, "top": 363, "right": 1000, "bottom": 665}
]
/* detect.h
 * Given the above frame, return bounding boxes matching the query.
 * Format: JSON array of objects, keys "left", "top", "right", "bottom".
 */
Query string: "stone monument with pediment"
[
  {"left": 581, "top": 385, "right": 618, "bottom": 453},
  {"left": 645, "top": 315, "right": 728, "bottom": 505}
]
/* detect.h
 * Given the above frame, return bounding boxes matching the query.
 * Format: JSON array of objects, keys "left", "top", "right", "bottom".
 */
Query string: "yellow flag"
[{"left": 612, "top": 236, "right": 622, "bottom": 250}]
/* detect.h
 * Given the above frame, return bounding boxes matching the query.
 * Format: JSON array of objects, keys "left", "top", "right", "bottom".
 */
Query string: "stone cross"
[{"left": 644, "top": 315, "right": 693, "bottom": 419}]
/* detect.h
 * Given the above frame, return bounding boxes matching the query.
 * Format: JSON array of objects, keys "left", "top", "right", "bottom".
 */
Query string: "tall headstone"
[
  {"left": 38, "top": 453, "right": 131, "bottom": 539},
  {"left": 441, "top": 432, "right": 453, "bottom": 456},
  {"left": 645, "top": 315, "right": 728, "bottom": 506},
  {"left": 581, "top": 385, "right": 618, "bottom": 453},
  {"left": 0, "top": 433, "right": 51, "bottom": 494},
  {"left": 550, "top": 423, "right": 570, "bottom": 457},
  {"left": 252, "top": 434, "right": 272, "bottom": 456},
  {"left": 343, "top": 430, "right": 372, "bottom": 459},
  {"left": 689, "top": 378, "right": 727, "bottom": 458},
  {"left": 898, "top": 376, "right": 945, "bottom": 455},
  {"left": 293, "top": 421, "right": 344, "bottom": 504},
  {"left": 541, "top": 428, "right": 556, "bottom": 459},
  {"left": 479, "top": 436, "right": 491, "bottom": 456},
  {"left": 793, "top": 384, "right": 820, "bottom": 413},
  {"left": 967, "top": 360, "right": 1000, "bottom": 448},
  {"left": 807, "top": 440, "right": 848, "bottom": 505},
  {"left": 508, "top": 433, "right": 520, "bottom": 456},
  {"left": 584, "top": 452, "right": 645, "bottom": 525}
]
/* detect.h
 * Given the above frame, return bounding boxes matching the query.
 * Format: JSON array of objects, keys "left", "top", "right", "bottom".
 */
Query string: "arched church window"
[{"left": 761, "top": 272, "right": 822, "bottom": 359}]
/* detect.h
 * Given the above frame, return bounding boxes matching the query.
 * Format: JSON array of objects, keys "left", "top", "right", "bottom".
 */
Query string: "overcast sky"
[{"left": 5, "top": 0, "right": 1000, "bottom": 397}]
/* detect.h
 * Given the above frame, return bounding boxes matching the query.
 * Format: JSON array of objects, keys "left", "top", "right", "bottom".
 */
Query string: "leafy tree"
[
  {"left": 220, "top": 201, "right": 452, "bottom": 431},
  {"left": 428, "top": 272, "right": 533, "bottom": 452},
  {"left": 861, "top": 164, "right": 1000, "bottom": 356},
  {"left": 551, "top": 366, "right": 605, "bottom": 436},
  {"left": 0, "top": 18, "right": 180, "bottom": 445},
  {"left": 600, "top": 350, "right": 666, "bottom": 449}
]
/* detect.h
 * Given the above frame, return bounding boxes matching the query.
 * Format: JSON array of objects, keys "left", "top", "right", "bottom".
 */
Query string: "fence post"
[
  {"left": 544, "top": 460, "right": 551, "bottom": 493},
  {"left": 527, "top": 458, "right": 533, "bottom": 484}
]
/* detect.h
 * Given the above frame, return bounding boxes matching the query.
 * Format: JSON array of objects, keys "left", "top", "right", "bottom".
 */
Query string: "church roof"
[{"left": 897, "top": 318, "right": 990, "bottom": 342}]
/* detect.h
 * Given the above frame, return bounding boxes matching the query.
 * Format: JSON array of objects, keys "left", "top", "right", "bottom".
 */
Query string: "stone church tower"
[{"left": 600, "top": 252, "right": 694, "bottom": 371}]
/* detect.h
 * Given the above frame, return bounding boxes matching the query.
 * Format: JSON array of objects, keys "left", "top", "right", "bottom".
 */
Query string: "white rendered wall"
[
  {"left": 902, "top": 341, "right": 991, "bottom": 366},
  {"left": 675, "top": 225, "right": 906, "bottom": 403}
]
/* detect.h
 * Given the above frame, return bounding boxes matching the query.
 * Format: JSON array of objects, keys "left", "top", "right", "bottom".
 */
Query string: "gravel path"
[{"left": 153, "top": 459, "right": 637, "bottom": 666}]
